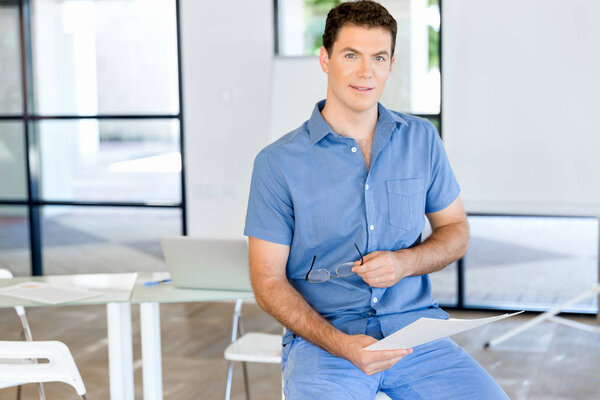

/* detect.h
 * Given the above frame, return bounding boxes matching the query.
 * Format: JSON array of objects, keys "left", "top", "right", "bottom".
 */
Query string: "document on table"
[
  {"left": 0, "top": 281, "right": 102, "bottom": 305},
  {"left": 364, "top": 311, "right": 523, "bottom": 351}
]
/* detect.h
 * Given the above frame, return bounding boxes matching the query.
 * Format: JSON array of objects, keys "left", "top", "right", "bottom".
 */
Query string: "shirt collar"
[
  {"left": 378, "top": 102, "right": 408, "bottom": 127},
  {"left": 308, "top": 100, "right": 407, "bottom": 145},
  {"left": 308, "top": 100, "right": 332, "bottom": 145}
]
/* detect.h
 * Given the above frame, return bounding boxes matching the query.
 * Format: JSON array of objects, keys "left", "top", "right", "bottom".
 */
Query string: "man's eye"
[
  {"left": 345, "top": 54, "right": 356, "bottom": 59},
  {"left": 374, "top": 56, "right": 385, "bottom": 62}
]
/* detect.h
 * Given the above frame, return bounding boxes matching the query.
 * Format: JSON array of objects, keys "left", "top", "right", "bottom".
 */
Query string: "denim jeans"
[{"left": 281, "top": 318, "right": 509, "bottom": 400}]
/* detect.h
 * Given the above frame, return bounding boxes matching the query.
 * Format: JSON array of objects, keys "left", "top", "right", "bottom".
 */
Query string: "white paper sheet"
[
  {"left": 0, "top": 281, "right": 102, "bottom": 305},
  {"left": 364, "top": 311, "right": 523, "bottom": 351}
]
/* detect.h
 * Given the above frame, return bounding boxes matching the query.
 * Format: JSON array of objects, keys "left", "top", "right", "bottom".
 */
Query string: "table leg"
[
  {"left": 106, "top": 302, "right": 134, "bottom": 400},
  {"left": 140, "top": 302, "right": 163, "bottom": 400}
]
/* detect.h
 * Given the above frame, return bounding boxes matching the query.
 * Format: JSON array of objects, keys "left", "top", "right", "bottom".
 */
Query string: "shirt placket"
[
  {"left": 360, "top": 141, "right": 387, "bottom": 316},
  {"left": 365, "top": 118, "right": 394, "bottom": 250}
]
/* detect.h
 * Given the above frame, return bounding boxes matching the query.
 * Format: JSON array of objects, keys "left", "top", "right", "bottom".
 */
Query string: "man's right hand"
[{"left": 337, "top": 334, "right": 413, "bottom": 375}]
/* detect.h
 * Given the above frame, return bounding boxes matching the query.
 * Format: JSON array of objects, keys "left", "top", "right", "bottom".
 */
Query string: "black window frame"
[{"left": 0, "top": 0, "right": 187, "bottom": 275}]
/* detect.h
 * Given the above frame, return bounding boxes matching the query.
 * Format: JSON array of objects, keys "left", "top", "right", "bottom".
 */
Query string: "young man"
[{"left": 244, "top": 1, "right": 509, "bottom": 399}]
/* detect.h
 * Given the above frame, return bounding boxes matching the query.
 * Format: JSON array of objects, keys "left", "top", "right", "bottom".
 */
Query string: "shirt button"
[
  {"left": 373, "top": 297, "right": 378, "bottom": 303},
  {"left": 365, "top": 184, "right": 369, "bottom": 190},
  {"left": 351, "top": 147, "right": 357, "bottom": 153},
  {"left": 369, "top": 225, "right": 375, "bottom": 231}
]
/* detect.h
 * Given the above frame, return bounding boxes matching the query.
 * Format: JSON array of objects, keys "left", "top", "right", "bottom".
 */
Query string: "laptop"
[{"left": 160, "top": 236, "right": 252, "bottom": 291}]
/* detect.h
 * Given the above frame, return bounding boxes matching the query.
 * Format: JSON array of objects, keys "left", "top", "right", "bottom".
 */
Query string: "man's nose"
[{"left": 357, "top": 58, "right": 373, "bottom": 78}]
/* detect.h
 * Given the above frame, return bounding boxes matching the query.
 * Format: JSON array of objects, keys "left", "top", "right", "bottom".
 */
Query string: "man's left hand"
[{"left": 351, "top": 250, "right": 415, "bottom": 287}]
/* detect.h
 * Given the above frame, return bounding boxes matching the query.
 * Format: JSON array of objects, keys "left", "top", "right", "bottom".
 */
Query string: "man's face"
[{"left": 320, "top": 24, "right": 395, "bottom": 114}]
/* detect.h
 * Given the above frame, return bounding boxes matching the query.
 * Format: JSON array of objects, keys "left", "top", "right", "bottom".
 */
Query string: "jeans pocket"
[
  {"left": 386, "top": 178, "right": 425, "bottom": 231},
  {"left": 281, "top": 335, "right": 297, "bottom": 365}
]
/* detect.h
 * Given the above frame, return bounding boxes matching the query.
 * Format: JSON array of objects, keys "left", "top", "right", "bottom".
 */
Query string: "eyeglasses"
[{"left": 305, "top": 243, "right": 364, "bottom": 284}]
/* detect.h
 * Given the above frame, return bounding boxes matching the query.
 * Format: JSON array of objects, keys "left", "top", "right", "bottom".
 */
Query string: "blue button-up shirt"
[{"left": 244, "top": 100, "right": 460, "bottom": 345}]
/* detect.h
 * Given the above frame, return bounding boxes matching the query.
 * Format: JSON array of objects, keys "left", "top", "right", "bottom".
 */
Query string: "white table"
[
  {"left": 130, "top": 272, "right": 254, "bottom": 400},
  {"left": 0, "top": 272, "right": 255, "bottom": 400},
  {"left": 0, "top": 273, "right": 137, "bottom": 400}
]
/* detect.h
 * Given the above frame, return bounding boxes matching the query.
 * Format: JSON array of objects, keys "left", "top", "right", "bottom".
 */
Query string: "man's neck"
[{"left": 320, "top": 98, "right": 378, "bottom": 142}]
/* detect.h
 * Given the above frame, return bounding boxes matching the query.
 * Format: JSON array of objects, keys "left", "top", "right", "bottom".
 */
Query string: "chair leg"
[
  {"left": 242, "top": 361, "right": 250, "bottom": 400},
  {"left": 225, "top": 360, "right": 234, "bottom": 400},
  {"left": 19, "top": 315, "right": 34, "bottom": 342},
  {"left": 237, "top": 305, "right": 250, "bottom": 400},
  {"left": 21, "top": 323, "right": 47, "bottom": 400},
  {"left": 37, "top": 382, "right": 46, "bottom": 400},
  {"left": 14, "top": 382, "right": 46, "bottom": 400}
]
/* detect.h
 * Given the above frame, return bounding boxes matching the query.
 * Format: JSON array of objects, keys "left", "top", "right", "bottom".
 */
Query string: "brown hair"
[{"left": 323, "top": 1, "right": 397, "bottom": 57}]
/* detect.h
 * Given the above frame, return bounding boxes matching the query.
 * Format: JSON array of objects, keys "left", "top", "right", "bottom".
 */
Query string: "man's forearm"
[
  {"left": 251, "top": 274, "right": 348, "bottom": 357},
  {"left": 402, "top": 220, "right": 469, "bottom": 277}
]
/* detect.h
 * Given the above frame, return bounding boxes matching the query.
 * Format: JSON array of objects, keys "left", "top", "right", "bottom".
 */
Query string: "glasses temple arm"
[
  {"left": 354, "top": 243, "right": 364, "bottom": 265},
  {"left": 305, "top": 255, "right": 317, "bottom": 281}
]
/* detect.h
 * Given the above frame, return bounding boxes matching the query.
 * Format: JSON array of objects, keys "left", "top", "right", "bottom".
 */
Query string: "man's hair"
[{"left": 322, "top": 1, "right": 397, "bottom": 57}]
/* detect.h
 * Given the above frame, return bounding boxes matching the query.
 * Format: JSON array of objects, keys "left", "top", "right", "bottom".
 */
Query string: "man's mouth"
[{"left": 349, "top": 84, "right": 374, "bottom": 92}]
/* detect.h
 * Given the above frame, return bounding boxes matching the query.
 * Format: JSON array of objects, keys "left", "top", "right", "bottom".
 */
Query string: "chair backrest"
[
  {"left": 0, "top": 268, "right": 14, "bottom": 279},
  {"left": 0, "top": 340, "right": 86, "bottom": 395}
]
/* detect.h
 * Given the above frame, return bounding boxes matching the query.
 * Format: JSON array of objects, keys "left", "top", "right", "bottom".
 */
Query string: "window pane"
[
  {"left": 278, "top": 0, "right": 339, "bottom": 56},
  {"left": 42, "top": 206, "right": 180, "bottom": 275},
  {"left": 36, "top": 119, "right": 181, "bottom": 203},
  {"left": 465, "top": 216, "right": 599, "bottom": 313},
  {"left": 0, "top": 1, "right": 23, "bottom": 114},
  {"left": 276, "top": 0, "right": 440, "bottom": 114},
  {"left": 379, "top": 0, "right": 440, "bottom": 114},
  {"left": 31, "top": 0, "right": 179, "bottom": 115},
  {"left": 0, "top": 205, "right": 31, "bottom": 276},
  {"left": 0, "top": 122, "right": 28, "bottom": 200}
]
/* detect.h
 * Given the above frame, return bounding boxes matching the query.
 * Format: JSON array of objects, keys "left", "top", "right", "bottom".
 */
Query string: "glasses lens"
[
  {"left": 335, "top": 262, "right": 355, "bottom": 278},
  {"left": 307, "top": 269, "right": 330, "bottom": 283}
]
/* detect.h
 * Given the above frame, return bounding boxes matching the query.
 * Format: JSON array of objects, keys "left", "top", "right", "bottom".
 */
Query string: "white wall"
[
  {"left": 269, "top": 57, "right": 326, "bottom": 141},
  {"left": 180, "top": 0, "right": 273, "bottom": 238},
  {"left": 443, "top": 0, "right": 600, "bottom": 216}
]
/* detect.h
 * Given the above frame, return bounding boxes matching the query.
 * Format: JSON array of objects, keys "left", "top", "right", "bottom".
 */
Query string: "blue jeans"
[{"left": 281, "top": 318, "right": 509, "bottom": 400}]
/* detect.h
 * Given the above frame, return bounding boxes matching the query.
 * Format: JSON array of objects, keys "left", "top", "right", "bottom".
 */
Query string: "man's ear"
[
  {"left": 389, "top": 55, "right": 395, "bottom": 72},
  {"left": 319, "top": 46, "right": 330, "bottom": 73}
]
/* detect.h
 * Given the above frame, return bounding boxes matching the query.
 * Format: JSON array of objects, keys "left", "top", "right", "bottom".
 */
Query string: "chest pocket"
[{"left": 386, "top": 178, "right": 425, "bottom": 231}]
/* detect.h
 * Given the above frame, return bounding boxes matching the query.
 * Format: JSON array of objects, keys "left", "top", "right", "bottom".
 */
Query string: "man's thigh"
[
  {"left": 380, "top": 338, "right": 509, "bottom": 400},
  {"left": 282, "top": 337, "right": 380, "bottom": 400}
]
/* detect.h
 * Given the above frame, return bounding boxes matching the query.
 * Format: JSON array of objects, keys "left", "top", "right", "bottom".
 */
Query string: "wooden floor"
[{"left": 1, "top": 303, "right": 599, "bottom": 400}]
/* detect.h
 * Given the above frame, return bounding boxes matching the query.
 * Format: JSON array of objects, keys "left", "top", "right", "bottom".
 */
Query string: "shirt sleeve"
[
  {"left": 243, "top": 150, "right": 295, "bottom": 245},
  {"left": 425, "top": 125, "right": 461, "bottom": 213}
]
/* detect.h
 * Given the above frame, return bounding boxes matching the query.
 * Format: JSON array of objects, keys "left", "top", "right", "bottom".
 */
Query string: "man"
[{"left": 244, "top": 1, "right": 509, "bottom": 398}]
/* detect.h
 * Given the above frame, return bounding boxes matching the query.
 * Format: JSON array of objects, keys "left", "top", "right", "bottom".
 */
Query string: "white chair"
[
  {"left": 223, "top": 299, "right": 393, "bottom": 400},
  {"left": 224, "top": 298, "right": 282, "bottom": 400},
  {"left": 0, "top": 268, "right": 46, "bottom": 400},
  {"left": 0, "top": 340, "right": 87, "bottom": 399}
]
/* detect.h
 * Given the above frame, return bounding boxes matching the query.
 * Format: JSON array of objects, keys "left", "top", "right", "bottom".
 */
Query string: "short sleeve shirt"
[{"left": 244, "top": 100, "right": 460, "bottom": 344}]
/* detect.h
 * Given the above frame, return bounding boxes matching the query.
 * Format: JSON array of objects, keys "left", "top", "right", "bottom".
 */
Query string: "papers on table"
[
  {"left": 364, "top": 311, "right": 524, "bottom": 351},
  {"left": 0, "top": 281, "right": 102, "bottom": 305}
]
